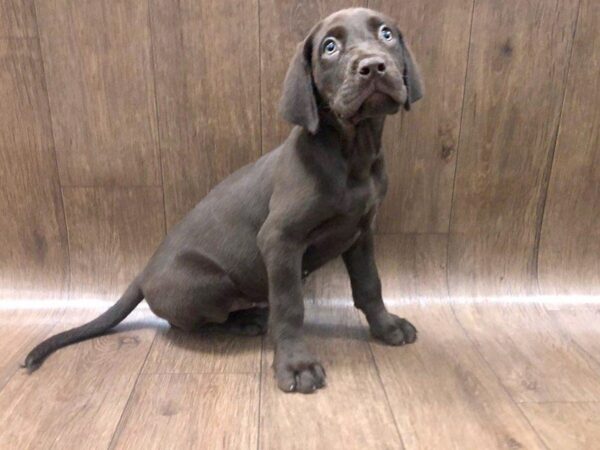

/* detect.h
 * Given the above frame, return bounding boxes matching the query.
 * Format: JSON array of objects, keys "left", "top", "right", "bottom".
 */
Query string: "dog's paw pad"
[
  {"left": 276, "top": 361, "right": 326, "bottom": 394},
  {"left": 397, "top": 317, "right": 417, "bottom": 344},
  {"left": 373, "top": 314, "right": 417, "bottom": 346}
]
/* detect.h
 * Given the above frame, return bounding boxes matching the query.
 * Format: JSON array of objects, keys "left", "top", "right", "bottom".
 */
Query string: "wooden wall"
[{"left": 1, "top": 0, "right": 598, "bottom": 300}]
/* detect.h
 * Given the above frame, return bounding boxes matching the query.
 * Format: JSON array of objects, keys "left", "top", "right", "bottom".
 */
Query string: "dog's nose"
[{"left": 357, "top": 56, "right": 386, "bottom": 78}]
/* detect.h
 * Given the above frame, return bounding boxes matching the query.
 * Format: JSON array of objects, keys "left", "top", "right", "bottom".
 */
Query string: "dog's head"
[{"left": 279, "top": 8, "right": 423, "bottom": 134}]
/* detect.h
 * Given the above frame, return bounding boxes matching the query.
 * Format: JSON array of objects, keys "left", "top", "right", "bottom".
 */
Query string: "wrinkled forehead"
[{"left": 312, "top": 8, "right": 395, "bottom": 47}]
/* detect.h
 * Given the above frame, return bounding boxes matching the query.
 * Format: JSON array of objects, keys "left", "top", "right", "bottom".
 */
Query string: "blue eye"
[
  {"left": 380, "top": 26, "right": 393, "bottom": 41},
  {"left": 324, "top": 39, "right": 337, "bottom": 54}
]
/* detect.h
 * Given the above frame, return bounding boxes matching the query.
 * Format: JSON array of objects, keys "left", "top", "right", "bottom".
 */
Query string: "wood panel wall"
[
  {"left": 448, "top": 0, "right": 580, "bottom": 296},
  {"left": 1, "top": 0, "right": 598, "bottom": 300}
]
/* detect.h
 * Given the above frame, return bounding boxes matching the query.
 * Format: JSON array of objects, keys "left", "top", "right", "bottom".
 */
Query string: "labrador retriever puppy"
[{"left": 25, "top": 7, "right": 423, "bottom": 393}]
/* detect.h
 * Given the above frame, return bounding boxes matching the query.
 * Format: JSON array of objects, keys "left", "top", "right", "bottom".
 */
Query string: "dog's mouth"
[
  {"left": 351, "top": 91, "right": 401, "bottom": 123},
  {"left": 333, "top": 79, "right": 406, "bottom": 122}
]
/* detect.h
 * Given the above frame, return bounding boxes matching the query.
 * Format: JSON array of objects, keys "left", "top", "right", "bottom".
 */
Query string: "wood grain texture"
[
  {"left": 374, "top": 233, "right": 449, "bottom": 301},
  {"left": 0, "top": 37, "right": 68, "bottom": 298},
  {"left": 538, "top": 0, "right": 600, "bottom": 295},
  {"left": 372, "top": 305, "right": 546, "bottom": 449},
  {"left": 36, "top": 0, "right": 160, "bottom": 186},
  {"left": 372, "top": 0, "right": 473, "bottom": 233},
  {"left": 111, "top": 373, "right": 259, "bottom": 450},
  {"left": 0, "top": 309, "right": 63, "bottom": 391},
  {"left": 259, "top": 0, "right": 365, "bottom": 153},
  {"left": 142, "top": 327, "right": 262, "bottom": 375},
  {"left": 0, "top": 309, "right": 156, "bottom": 450},
  {"left": 259, "top": 260, "right": 402, "bottom": 450},
  {"left": 448, "top": 0, "right": 580, "bottom": 296},
  {"left": 547, "top": 305, "right": 600, "bottom": 365},
  {"left": 0, "top": 0, "right": 37, "bottom": 37},
  {"left": 1, "top": 0, "right": 597, "bottom": 299},
  {"left": 453, "top": 303, "right": 600, "bottom": 402},
  {"left": 519, "top": 402, "right": 600, "bottom": 450},
  {"left": 2, "top": 237, "right": 600, "bottom": 448},
  {"left": 370, "top": 235, "right": 545, "bottom": 449},
  {"left": 150, "top": 0, "right": 261, "bottom": 228},
  {"left": 62, "top": 187, "right": 165, "bottom": 300}
]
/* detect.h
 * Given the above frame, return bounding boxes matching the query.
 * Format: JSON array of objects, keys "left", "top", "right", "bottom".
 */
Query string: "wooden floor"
[{"left": 1, "top": 235, "right": 599, "bottom": 450}]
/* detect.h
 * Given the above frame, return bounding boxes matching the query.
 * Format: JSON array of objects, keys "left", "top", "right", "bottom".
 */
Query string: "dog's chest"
[
  {"left": 343, "top": 155, "right": 388, "bottom": 216},
  {"left": 301, "top": 174, "right": 383, "bottom": 275},
  {"left": 300, "top": 154, "right": 387, "bottom": 275},
  {"left": 313, "top": 164, "right": 386, "bottom": 244}
]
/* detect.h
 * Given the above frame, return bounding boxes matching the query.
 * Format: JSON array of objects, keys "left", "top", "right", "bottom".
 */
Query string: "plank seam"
[
  {"left": 257, "top": 0, "right": 265, "bottom": 156},
  {"left": 256, "top": 0, "right": 265, "bottom": 399},
  {"left": 364, "top": 309, "right": 407, "bottom": 450},
  {"left": 146, "top": 0, "right": 169, "bottom": 236},
  {"left": 256, "top": 335, "right": 264, "bottom": 450},
  {"left": 60, "top": 184, "right": 164, "bottom": 189},
  {"left": 445, "top": 0, "right": 476, "bottom": 294},
  {"left": 518, "top": 400, "right": 600, "bottom": 405},
  {"left": 107, "top": 330, "right": 158, "bottom": 449},
  {"left": 448, "top": 305, "right": 551, "bottom": 450},
  {"left": 533, "top": 0, "right": 583, "bottom": 293},
  {"left": 545, "top": 305, "right": 600, "bottom": 378},
  {"left": 32, "top": 0, "right": 72, "bottom": 298},
  {"left": 513, "top": 402, "right": 556, "bottom": 450}
]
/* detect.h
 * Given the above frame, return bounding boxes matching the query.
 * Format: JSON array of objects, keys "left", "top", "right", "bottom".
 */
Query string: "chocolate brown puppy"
[{"left": 25, "top": 8, "right": 423, "bottom": 394}]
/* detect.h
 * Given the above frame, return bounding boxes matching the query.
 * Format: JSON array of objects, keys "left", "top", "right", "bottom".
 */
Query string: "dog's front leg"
[
  {"left": 258, "top": 226, "right": 326, "bottom": 393},
  {"left": 342, "top": 230, "right": 417, "bottom": 346}
]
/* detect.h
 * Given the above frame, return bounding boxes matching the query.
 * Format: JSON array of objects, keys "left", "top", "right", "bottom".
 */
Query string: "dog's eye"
[
  {"left": 323, "top": 39, "right": 337, "bottom": 55},
  {"left": 379, "top": 25, "right": 393, "bottom": 41}
]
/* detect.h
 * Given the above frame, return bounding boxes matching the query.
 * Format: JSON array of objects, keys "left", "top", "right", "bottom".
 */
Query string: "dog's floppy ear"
[
  {"left": 399, "top": 37, "right": 424, "bottom": 111},
  {"left": 279, "top": 35, "right": 319, "bottom": 134}
]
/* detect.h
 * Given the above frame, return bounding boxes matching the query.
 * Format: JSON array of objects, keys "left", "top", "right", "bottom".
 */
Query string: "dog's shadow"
[{"left": 113, "top": 311, "right": 369, "bottom": 358}]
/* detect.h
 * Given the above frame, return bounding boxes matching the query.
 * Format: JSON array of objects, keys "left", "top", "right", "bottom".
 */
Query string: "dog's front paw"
[
  {"left": 274, "top": 341, "right": 326, "bottom": 394},
  {"left": 370, "top": 313, "right": 417, "bottom": 346}
]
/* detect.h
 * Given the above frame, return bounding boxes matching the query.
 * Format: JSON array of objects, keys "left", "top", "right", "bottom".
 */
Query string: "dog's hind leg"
[
  {"left": 215, "top": 306, "right": 269, "bottom": 336},
  {"left": 168, "top": 305, "right": 269, "bottom": 336},
  {"left": 143, "top": 262, "right": 241, "bottom": 332}
]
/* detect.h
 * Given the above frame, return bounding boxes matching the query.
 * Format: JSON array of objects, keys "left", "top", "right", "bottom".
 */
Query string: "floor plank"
[
  {"left": 1, "top": 235, "right": 599, "bottom": 448},
  {"left": 520, "top": 402, "right": 600, "bottom": 450},
  {"left": 111, "top": 373, "right": 259, "bottom": 450},
  {"left": 142, "top": 326, "right": 262, "bottom": 375},
  {"left": 0, "top": 309, "right": 63, "bottom": 391},
  {"left": 453, "top": 303, "right": 600, "bottom": 403},
  {"left": 258, "top": 260, "right": 403, "bottom": 450},
  {"left": 372, "top": 305, "right": 546, "bottom": 449},
  {"left": 0, "top": 0, "right": 37, "bottom": 38},
  {"left": 0, "top": 309, "right": 156, "bottom": 450},
  {"left": 371, "top": 235, "right": 545, "bottom": 449},
  {"left": 546, "top": 305, "right": 600, "bottom": 365}
]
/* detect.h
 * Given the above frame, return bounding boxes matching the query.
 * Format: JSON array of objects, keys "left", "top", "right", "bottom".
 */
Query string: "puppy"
[{"left": 25, "top": 7, "right": 423, "bottom": 394}]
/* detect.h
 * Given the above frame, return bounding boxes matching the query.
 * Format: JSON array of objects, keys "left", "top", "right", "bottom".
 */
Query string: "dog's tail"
[{"left": 23, "top": 277, "right": 144, "bottom": 372}]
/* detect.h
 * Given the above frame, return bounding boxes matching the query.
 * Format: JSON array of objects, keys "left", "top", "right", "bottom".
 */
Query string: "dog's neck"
[{"left": 318, "top": 112, "right": 386, "bottom": 180}]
